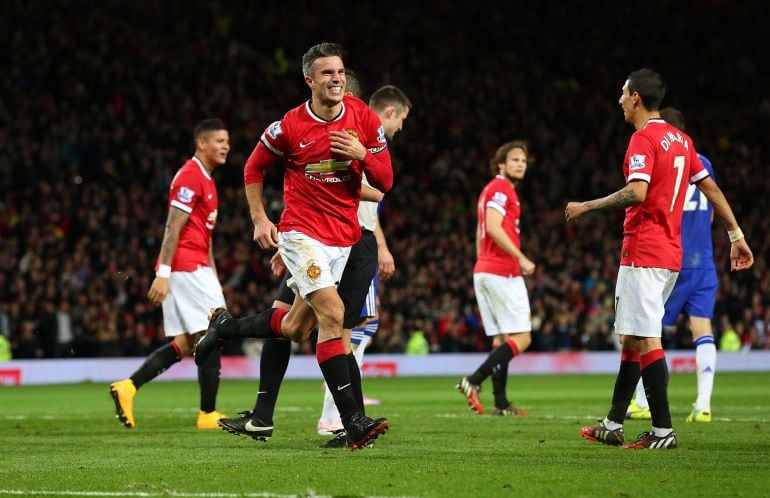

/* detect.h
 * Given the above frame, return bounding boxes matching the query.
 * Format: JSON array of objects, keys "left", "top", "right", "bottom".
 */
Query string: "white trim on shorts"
[
  {"left": 614, "top": 265, "right": 678, "bottom": 338},
  {"left": 278, "top": 230, "right": 351, "bottom": 299},
  {"left": 473, "top": 272, "right": 531, "bottom": 336},
  {"left": 361, "top": 277, "right": 377, "bottom": 318},
  {"left": 162, "top": 266, "right": 226, "bottom": 337}
]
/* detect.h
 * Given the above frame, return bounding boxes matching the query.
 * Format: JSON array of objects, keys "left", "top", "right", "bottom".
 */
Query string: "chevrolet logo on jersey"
[{"left": 305, "top": 159, "right": 352, "bottom": 175}]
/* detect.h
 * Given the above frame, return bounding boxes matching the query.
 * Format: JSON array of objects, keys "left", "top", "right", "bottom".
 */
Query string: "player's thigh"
[
  {"left": 281, "top": 292, "right": 318, "bottom": 342},
  {"left": 615, "top": 266, "right": 677, "bottom": 338},
  {"left": 162, "top": 268, "right": 225, "bottom": 338},
  {"left": 473, "top": 273, "right": 531, "bottom": 336},
  {"left": 337, "top": 231, "right": 377, "bottom": 329}
]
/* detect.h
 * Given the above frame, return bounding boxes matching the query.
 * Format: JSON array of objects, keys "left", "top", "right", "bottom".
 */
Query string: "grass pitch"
[{"left": 1, "top": 372, "right": 768, "bottom": 497}]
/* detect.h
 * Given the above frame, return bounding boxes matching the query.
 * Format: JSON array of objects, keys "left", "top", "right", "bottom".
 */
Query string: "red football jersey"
[
  {"left": 246, "top": 95, "right": 391, "bottom": 246},
  {"left": 620, "top": 119, "right": 708, "bottom": 270},
  {"left": 474, "top": 175, "right": 522, "bottom": 277},
  {"left": 157, "top": 157, "right": 218, "bottom": 272}
]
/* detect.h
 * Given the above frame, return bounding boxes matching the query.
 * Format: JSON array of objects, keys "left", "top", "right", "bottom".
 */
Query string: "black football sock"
[
  {"left": 317, "top": 338, "right": 359, "bottom": 423},
  {"left": 492, "top": 362, "right": 510, "bottom": 409},
  {"left": 252, "top": 338, "right": 292, "bottom": 424},
  {"left": 468, "top": 340, "right": 518, "bottom": 385},
  {"left": 641, "top": 349, "right": 672, "bottom": 430},
  {"left": 130, "top": 342, "right": 181, "bottom": 389},
  {"left": 197, "top": 348, "right": 221, "bottom": 413},
  {"left": 219, "top": 308, "right": 287, "bottom": 339},
  {"left": 606, "top": 349, "right": 641, "bottom": 424},
  {"left": 347, "top": 353, "right": 364, "bottom": 414}
]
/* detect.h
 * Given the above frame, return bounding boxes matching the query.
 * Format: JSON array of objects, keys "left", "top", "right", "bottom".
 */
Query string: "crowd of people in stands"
[{"left": 1, "top": 1, "right": 768, "bottom": 358}]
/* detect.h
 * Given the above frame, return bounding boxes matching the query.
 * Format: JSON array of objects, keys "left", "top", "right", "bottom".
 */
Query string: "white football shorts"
[
  {"left": 162, "top": 266, "right": 226, "bottom": 337},
  {"left": 279, "top": 230, "right": 351, "bottom": 299},
  {"left": 473, "top": 273, "right": 532, "bottom": 336},
  {"left": 614, "top": 265, "right": 678, "bottom": 338}
]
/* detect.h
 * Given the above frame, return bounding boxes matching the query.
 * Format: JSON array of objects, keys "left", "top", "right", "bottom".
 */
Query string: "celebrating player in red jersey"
[
  {"left": 566, "top": 69, "right": 753, "bottom": 449},
  {"left": 195, "top": 43, "right": 392, "bottom": 450},
  {"left": 110, "top": 118, "right": 230, "bottom": 430},
  {"left": 456, "top": 141, "right": 534, "bottom": 416}
]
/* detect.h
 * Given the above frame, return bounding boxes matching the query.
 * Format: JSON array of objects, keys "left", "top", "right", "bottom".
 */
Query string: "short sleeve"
[
  {"left": 260, "top": 119, "right": 288, "bottom": 156},
  {"left": 689, "top": 146, "right": 709, "bottom": 184},
  {"left": 169, "top": 169, "right": 200, "bottom": 214},
  {"left": 625, "top": 133, "right": 656, "bottom": 184},
  {"left": 364, "top": 108, "right": 388, "bottom": 155}
]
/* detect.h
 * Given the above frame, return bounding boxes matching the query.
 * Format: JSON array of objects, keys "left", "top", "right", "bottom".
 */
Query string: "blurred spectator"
[{"left": 1, "top": 0, "right": 768, "bottom": 356}]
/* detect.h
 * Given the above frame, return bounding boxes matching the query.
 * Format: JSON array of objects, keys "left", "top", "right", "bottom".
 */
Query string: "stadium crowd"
[{"left": 1, "top": 1, "right": 768, "bottom": 359}]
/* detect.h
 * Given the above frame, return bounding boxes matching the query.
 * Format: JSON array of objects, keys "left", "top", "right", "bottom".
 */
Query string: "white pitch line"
[
  {"left": 435, "top": 413, "right": 770, "bottom": 423},
  {"left": 0, "top": 491, "right": 418, "bottom": 498}
]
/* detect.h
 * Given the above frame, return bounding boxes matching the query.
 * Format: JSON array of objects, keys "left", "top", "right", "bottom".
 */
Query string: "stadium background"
[{"left": 1, "top": 0, "right": 768, "bottom": 361}]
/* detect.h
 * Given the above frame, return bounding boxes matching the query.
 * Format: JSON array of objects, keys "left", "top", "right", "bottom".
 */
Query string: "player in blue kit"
[{"left": 626, "top": 107, "right": 718, "bottom": 423}]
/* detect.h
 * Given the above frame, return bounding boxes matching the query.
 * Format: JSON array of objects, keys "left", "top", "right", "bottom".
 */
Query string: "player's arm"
[
  {"left": 358, "top": 146, "right": 394, "bottom": 193},
  {"left": 244, "top": 142, "right": 279, "bottom": 250},
  {"left": 148, "top": 206, "right": 189, "bottom": 305},
  {"left": 695, "top": 175, "right": 753, "bottom": 271},
  {"left": 361, "top": 184, "right": 385, "bottom": 202},
  {"left": 565, "top": 180, "right": 647, "bottom": 222},
  {"left": 208, "top": 237, "right": 218, "bottom": 280},
  {"left": 485, "top": 207, "right": 535, "bottom": 275},
  {"left": 374, "top": 218, "right": 395, "bottom": 280}
]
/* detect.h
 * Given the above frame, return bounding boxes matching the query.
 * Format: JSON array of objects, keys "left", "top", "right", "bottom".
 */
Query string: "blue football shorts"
[{"left": 662, "top": 267, "right": 718, "bottom": 325}]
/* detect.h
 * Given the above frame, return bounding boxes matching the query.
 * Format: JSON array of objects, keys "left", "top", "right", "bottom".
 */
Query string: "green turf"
[{"left": 1, "top": 372, "right": 768, "bottom": 497}]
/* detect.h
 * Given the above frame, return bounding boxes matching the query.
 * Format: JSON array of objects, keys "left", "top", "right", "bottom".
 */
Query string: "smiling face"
[{"left": 306, "top": 55, "right": 346, "bottom": 108}]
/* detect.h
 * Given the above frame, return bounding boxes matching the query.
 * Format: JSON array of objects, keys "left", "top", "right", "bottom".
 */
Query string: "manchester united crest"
[
  {"left": 307, "top": 263, "right": 322, "bottom": 279},
  {"left": 344, "top": 129, "right": 359, "bottom": 140}
]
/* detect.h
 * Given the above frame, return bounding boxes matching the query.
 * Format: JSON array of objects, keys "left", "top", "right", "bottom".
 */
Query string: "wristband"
[
  {"left": 156, "top": 264, "right": 172, "bottom": 278},
  {"left": 727, "top": 228, "right": 744, "bottom": 243}
]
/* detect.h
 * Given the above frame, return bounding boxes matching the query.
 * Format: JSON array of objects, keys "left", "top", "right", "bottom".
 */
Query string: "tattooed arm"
[
  {"left": 147, "top": 207, "right": 190, "bottom": 305},
  {"left": 565, "top": 180, "right": 647, "bottom": 223}
]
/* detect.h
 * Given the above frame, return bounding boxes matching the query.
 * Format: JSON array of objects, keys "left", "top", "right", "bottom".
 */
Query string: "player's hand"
[
  {"left": 519, "top": 256, "right": 536, "bottom": 276},
  {"left": 565, "top": 201, "right": 588, "bottom": 222},
  {"left": 253, "top": 216, "right": 279, "bottom": 250},
  {"left": 329, "top": 130, "right": 366, "bottom": 161},
  {"left": 378, "top": 247, "right": 396, "bottom": 280},
  {"left": 270, "top": 252, "right": 287, "bottom": 278},
  {"left": 147, "top": 277, "right": 169, "bottom": 306},
  {"left": 730, "top": 238, "right": 754, "bottom": 271}
]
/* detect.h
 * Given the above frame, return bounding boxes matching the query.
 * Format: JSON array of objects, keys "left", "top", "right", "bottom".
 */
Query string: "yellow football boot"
[
  {"left": 197, "top": 410, "right": 227, "bottom": 429},
  {"left": 109, "top": 379, "right": 137, "bottom": 428}
]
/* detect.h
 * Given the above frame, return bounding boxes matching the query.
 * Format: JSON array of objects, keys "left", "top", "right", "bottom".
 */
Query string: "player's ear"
[{"left": 305, "top": 75, "right": 313, "bottom": 89}]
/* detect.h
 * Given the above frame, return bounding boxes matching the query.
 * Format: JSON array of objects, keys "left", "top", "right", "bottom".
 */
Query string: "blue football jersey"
[{"left": 680, "top": 153, "right": 716, "bottom": 269}]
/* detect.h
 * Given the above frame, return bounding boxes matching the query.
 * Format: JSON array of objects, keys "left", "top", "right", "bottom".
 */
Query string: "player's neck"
[
  {"left": 194, "top": 154, "right": 216, "bottom": 175},
  {"left": 310, "top": 98, "right": 343, "bottom": 120},
  {"left": 634, "top": 109, "right": 661, "bottom": 130}
]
